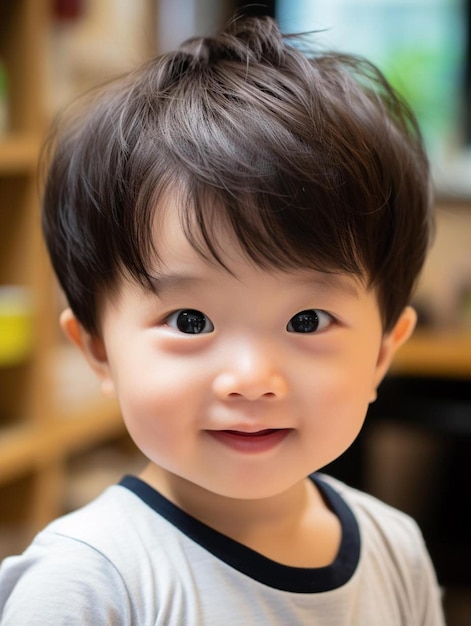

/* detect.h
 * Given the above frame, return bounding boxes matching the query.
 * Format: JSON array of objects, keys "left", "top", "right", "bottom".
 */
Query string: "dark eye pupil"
[
  {"left": 290, "top": 310, "right": 319, "bottom": 333},
  {"left": 177, "top": 310, "right": 206, "bottom": 334}
]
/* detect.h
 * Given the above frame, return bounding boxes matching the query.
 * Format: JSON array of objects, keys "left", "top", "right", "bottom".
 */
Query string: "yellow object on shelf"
[{"left": 0, "top": 287, "right": 34, "bottom": 367}]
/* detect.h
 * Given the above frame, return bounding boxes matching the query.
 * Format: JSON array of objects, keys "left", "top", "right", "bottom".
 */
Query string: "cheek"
[
  {"left": 304, "top": 335, "right": 380, "bottom": 403},
  {"left": 310, "top": 372, "right": 371, "bottom": 431},
  {"left": 111, "top": 355, "right": 206, "bottom": 453},
  {"left": 301, "top": 351, "right": 379, "bottom": 455}
]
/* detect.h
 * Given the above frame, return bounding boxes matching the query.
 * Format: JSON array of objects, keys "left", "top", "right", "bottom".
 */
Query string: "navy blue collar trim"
[{"left": 119, "top": 474, "right": 360, "bottom": 594}]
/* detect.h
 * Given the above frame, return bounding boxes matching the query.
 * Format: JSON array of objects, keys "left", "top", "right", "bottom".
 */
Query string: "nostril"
[
  {"left": 213, "top": 372, "right": 288, "bottom": 400},
  {"left": 227, "top": 391, "right": 276, "bottom": 400}
]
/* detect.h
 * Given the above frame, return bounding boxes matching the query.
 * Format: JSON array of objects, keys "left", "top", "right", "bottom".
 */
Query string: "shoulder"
[
  {"left": 0, "top": 529, "right": 131, "bottom": 624},
  {"left": 317, "top": 474, "right": 444, "bottom": 623},
  {"left": 0, "top": 483, "right": 194, "bottom": 624},
  {"left": 0, "top": 485, "right": 149, "bottom": 624}
]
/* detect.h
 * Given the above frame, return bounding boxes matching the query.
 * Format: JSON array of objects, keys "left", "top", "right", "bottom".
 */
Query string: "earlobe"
[
  {"left": 371, "top": 306, "right": 417, "bottom": 399},
  {"left": 59, "top": 308, "right": 116, "bottom": 398}
]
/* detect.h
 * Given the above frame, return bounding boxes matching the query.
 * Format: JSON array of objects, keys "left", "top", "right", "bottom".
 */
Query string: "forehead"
[{"left": 152, "top": 187, "right": 245, "bottom": 268}]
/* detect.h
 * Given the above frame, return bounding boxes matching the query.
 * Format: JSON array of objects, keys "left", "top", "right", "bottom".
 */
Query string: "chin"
[{"left": 202, "top": 471, "right": 309, "bottom": 502}]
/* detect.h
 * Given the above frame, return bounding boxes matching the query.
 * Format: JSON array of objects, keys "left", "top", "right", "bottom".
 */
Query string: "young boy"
[{"left": 0, "top": 16, "right": 444, "bottom": 625}]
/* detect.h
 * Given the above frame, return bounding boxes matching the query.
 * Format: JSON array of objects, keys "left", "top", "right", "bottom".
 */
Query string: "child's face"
[{"left": 64, "top": 205, "right": 415, "bottom": 502}]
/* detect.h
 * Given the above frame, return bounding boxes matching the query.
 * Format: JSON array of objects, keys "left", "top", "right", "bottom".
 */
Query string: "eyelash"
[{"left": 163, "top": 309, "right": 334, "bottom": 335}]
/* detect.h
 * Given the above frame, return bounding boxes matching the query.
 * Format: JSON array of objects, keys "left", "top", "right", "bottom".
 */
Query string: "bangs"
[
  {"left": 179, "top": 180, "right": 365, "bottom": 278},
  {"left": 130, "top": 157, "right": 369, "bottom": 291}
]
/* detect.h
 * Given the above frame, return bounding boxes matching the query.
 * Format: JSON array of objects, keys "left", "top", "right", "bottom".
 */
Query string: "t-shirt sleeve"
[
  {"left": 0, "top": 531, "right": 132, "bottom": 625},
  {"left": 412, "top": 529, "right": 446, "bottom": 626},
  {"left": 318, "top": 474, "right": 445, "bottom": 625}
]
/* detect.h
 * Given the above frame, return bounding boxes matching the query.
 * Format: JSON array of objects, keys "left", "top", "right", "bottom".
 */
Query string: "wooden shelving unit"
[{"left": 0, "top": 0, "right": 133, "bottom": 559}]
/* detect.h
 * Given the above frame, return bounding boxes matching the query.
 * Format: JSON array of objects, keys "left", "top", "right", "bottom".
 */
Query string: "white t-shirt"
[{"left": 0, "top": 474, "right": 444, "bottom": 625}]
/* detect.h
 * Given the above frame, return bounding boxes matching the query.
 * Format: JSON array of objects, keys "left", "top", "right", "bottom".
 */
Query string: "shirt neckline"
[{"left": 119, "top": 473, "right": 360, "bottom": 593}]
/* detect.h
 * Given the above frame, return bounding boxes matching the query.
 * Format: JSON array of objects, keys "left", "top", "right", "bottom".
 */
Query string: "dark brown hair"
[{"left": 42, "top": 16, "right": 432, "bottom": 335}]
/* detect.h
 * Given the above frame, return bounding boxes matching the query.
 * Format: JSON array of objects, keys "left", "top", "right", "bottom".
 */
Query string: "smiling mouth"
[{"left": 207, "top": 428, "right": 291, "bottom": 453}]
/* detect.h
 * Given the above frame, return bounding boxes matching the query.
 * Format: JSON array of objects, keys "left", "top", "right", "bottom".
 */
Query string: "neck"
[{"left": 139, "top": 463, "right": 341, "bottom": 568}]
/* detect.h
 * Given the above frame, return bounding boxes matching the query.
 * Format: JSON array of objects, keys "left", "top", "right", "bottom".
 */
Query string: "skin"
[{"left": 61, "top": 202, "right": 416, "bottom": 568}]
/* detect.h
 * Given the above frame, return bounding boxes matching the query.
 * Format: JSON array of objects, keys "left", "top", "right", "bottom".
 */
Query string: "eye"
[
  {"left": 165, "top": 309, "right": 214, "bottom": 334},
  {"left": 286, "top": 309, "right": 333, "bottom": 333}
]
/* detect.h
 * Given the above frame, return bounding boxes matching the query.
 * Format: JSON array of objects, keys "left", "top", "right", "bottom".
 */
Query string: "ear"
[
  {"left": 60, "top": 308, "right": 116, "bottom": 398},
  {"left": 370, "top": 306, "right": 417, "bottom": 401}
]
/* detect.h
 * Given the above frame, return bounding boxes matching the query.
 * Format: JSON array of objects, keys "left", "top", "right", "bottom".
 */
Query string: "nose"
[{"left": 212, "top": 340, "right": 289, "bottom": 401}]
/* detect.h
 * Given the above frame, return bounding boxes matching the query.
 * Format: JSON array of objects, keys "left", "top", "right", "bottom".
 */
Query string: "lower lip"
[{"left": 207, "top": 429, "right": 291, "bottom": 453}]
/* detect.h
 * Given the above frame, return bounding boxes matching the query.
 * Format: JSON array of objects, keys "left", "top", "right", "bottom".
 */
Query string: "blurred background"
[{"left": 0, "top": 1, "right": 470, "bottom": 623}]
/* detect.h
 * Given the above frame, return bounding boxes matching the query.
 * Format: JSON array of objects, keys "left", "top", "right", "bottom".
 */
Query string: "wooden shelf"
[
  {"left": 57, "top": 400, "right": 124, "bottom": 456},
  {"left": 0, "top": 399, "right": 122, "bottom": 486},
  {"left": 0, "top": 133, "right": 41, "bottom": 174},
  {"left": 0, "top": 423, "right": 41, "bottom": 483},
  {"left": 392, "top": 329, "right": 471, "bottom": 378}
]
